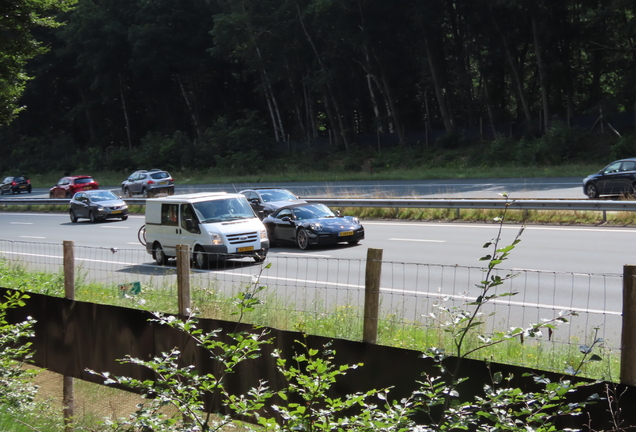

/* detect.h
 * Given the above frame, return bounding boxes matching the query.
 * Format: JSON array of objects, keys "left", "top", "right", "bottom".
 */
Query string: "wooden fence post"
[
  {"left": 177, "top": 244, "right": 191, "bottom": 316},
  {"left": 363, "top": 248, "right": 383, "bottom": 344},
  {"left": 62, "top": 240, "right": 75, "bottom": 432},
  {"left": 621, "top": 265, "right": 636, "bottom": 385}
]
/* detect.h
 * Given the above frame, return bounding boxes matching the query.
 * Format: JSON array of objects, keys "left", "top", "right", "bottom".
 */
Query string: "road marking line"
[
  {"left": 390, "top": 238, "right": 445, "bottom": 243},
  {"left": 101, "top": 226, "right": 130, "bottom": 229},
  {"left": 10, "top": 222, "right": 33, "bottom": 225},
  {"left": 20, "top": 236, "right": 46, "bottom": 239}
]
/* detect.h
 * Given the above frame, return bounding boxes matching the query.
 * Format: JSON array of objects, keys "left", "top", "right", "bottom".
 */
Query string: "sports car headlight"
[
  {"left": 97, "top": 206, "right": 104, "bottom": 211},
  {"left": 309, "top": 223, "right": 322, "bottom": 231},
  {"left": 211, "top": 233, "right": 223, "bottom": 245},
  {"left": 260, "top": 229, "right": 268, "bottom": 240},
  {"left": 351, "top": 217, "right": 359, "bottom": 225}
]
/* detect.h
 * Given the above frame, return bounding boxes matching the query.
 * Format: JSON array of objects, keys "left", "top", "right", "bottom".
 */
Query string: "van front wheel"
[
  {"left": 194, "top": 246, "right": 209, "bottom": 269},
  {"left": 153, "top": 243, "right": 168, "bottom": 266}
]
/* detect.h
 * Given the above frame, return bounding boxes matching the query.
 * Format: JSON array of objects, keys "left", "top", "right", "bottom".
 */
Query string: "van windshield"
[{"left": 193, "top": 197, "right": 255, "bottom": 223}]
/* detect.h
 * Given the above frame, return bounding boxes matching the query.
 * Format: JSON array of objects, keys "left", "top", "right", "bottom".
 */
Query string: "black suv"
[
  {"left": 0, "top": 175, "right": 32, "bottom": 194},
  {"left": 121, "top": 169, "right": 174, "bottom": 197}
]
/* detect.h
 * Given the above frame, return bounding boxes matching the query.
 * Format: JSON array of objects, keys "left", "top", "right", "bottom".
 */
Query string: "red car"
[{"left": 49, "top": 176, "right": 99, "bottom": 198}]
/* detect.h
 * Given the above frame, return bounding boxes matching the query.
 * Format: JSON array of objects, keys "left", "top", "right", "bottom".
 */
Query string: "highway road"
[
  {"left": 0, "top": 210, "right": 627, "bottom": 346},
  {"left": 0, "top": 176, "right": 626, "bottom": 348}
]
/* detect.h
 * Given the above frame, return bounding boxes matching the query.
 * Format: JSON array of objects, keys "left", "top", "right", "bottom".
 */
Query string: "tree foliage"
[
  {"left": 2, "top": 0, "right": 636, "bottom": 172},
  {"left": 0, "top": 0, "right": 76, "bottom": 125}
]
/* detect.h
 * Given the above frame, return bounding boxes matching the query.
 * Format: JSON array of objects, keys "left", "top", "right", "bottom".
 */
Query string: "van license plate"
[
  {"left": 238, "top": 246, "right": 254, "bottom": 252},
  {"left": 339, "top": 231, "right": 353, "bottom": 237}
]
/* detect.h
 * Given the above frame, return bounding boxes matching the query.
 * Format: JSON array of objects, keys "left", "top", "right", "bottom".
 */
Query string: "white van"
[{"left": 144, "top": 192, "right": 269, "bottom": 268}]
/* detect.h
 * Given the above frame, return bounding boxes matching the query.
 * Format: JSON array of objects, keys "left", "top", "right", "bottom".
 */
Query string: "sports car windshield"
[
  {"left": 88, "top": 191, "right": 118, "bottom": 201},
  {"left": 193, "top": 197, "right": 255, "bottom": 222},
  {"left": 292, "top": 204, "right": 335, "bottom": 220}
]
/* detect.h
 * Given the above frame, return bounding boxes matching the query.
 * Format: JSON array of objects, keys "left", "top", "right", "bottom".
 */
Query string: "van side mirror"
[{"left": 185, "top": 218, "right": 196, "bottom": 230}]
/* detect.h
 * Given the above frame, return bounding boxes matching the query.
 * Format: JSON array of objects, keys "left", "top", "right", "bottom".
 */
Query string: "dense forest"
[{"left": 2, "top": 0, "right": 636, "bottom": 174}]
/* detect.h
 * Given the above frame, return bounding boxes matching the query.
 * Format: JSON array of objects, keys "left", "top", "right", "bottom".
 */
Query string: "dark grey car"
[
  {"left": 582, "top": 158, "right": 636, "bottom": 198},
  {"left": 239, "top": 188, "right": 305, "bottom": 219},
  {"left": 121, "top": 169, "right": 174, "bottom": 197},
  {"left": 69, "top": 190, "right": 129, "bottom": 223}
]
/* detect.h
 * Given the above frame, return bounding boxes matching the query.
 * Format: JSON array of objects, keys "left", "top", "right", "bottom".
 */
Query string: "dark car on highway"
[
  {"left": 121, "top": 169, "right": 174, "bottom": 197},
  {"left": 50, "top": 175, "right": 99, "bottom": 198},
  {"left": 582, "top": 157, "right": 636, "bottom": 198},
  {"left": 262, "top": 202, "right": 364, "bottom": 250},
  {"left": 69, "top": 190, "right": 128, "bottom": 223},
  {"left": 239, "top": 187, "right": 305, "bottom": 219},
  {"left": 0, "top": 175, "right": 31, "bottom": 194}
]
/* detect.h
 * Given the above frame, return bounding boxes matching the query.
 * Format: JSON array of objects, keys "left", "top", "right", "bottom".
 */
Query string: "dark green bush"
[{"left": 610, "top": 134, "right": 636, "bottom": 160}]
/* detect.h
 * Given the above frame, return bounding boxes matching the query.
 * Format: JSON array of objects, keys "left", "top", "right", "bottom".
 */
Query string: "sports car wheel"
[
  {"left": 296, "top": 228, "right": 309, "bottom": 250},
  {"left": 585, "top": 183, "right": 599, "bottom": 199},
  {"left": 193, "top": 246, "right": 209, "bottom": 269},
  {"left": 69, "top": 210, "right": 78, "bottom": 223},
  {"left": 89, "top": 211, "right": 97, "bottom": 223},
  {"left": 153, "top": 243, "right": 169, "bottom": 266}
]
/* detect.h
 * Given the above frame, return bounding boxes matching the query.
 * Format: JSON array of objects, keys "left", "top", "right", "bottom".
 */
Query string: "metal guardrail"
[
  {"left": 305, "top": 198, "right": 636, "bottom": 212},
  {"left": 1, "top": 197, "right": 635, "bottom": 212}
]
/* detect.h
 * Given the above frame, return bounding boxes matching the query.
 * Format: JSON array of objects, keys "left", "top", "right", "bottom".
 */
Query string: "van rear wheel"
[
  {"left": 194, "top": 246, "right": 209, "bottom": 269},
  {"left": 153, "top": 243, "right": 168, "bottom": 266}
]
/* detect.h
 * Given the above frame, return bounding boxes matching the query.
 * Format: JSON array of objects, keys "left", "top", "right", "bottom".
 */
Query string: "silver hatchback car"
[{"left": 121, "top": 169, "right": 174, "bottom": 197}]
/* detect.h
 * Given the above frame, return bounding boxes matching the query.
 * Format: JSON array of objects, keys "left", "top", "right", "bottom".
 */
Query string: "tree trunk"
[
  {"left": 295, "top": 1, "right": 348, "bottom": 149},
  {"left": 422, "top": 29, "right": 454, "bottom": 133},
  {"left": 489, "top": 6, "right": 533, "bottom": 125},
  {"left": 363, "top": 48, "right": 383, "bottom": 134},
  {"left": 531, "top": 12, "right": 550, "bottom": 131},
  {"left": 256, "top": 46, "right": 285, "bottom": 142},
  {"left": 375, "top": 57, "right": 405, "bottom": 144},
  {"left": 79, "top": 88, "right": 96, "bottom": 143},
  {"left": 119, "top": 75, "right": 132, "bottom": 151},
  {"left": 176, "top": 74, "right": 202, "bottom": 140}
]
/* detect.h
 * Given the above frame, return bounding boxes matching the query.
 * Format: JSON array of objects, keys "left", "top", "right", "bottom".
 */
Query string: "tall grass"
[
  {"left": 0, "top": 257, "right": 619, "bottom": 381},
  {"left": 25, "top": 163, "right": 600, "bottom": 189}
]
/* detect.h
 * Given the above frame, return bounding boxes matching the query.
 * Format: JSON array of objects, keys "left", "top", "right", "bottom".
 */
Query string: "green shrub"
[{"left": 610, "top": 134, "right": 636, "bottom": 160}]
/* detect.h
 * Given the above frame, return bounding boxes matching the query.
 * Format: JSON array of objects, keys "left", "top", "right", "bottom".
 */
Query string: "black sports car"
[
  {"left": 263, "top": 203, "right": 364, "bottom": 250},
  {"left": 69, "top": 190, "right": 129, "bottom": 223}
]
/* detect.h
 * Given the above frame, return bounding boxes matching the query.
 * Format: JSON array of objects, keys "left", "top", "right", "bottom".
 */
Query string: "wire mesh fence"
[{"left": 0, "top": 238, "right": 623, "bottom": 374}]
